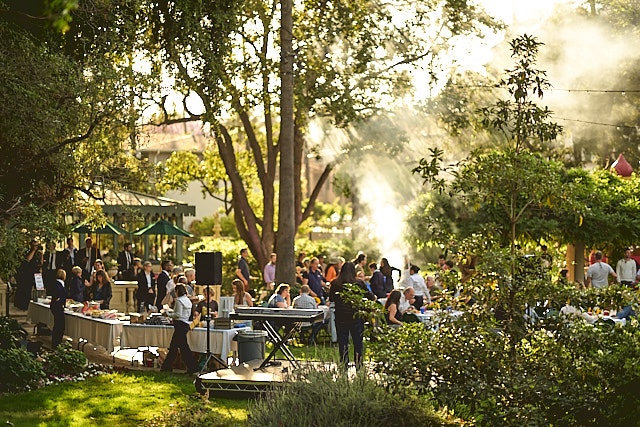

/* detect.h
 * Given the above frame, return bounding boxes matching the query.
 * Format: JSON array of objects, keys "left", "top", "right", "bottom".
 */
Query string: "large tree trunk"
[
  {"left": 215, "top": 125, "right": 268, "bottom": 269},
  {"left": 275, "top": 0, "right": 296, "bottom": 286}
]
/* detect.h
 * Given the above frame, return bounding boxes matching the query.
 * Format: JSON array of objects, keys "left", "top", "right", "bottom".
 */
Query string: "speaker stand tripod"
[{"left": 197, "top": 283, "right": 228, "bottom": 375}]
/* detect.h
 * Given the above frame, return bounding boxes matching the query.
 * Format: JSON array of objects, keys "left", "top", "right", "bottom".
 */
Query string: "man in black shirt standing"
[{"left": 236, "top": 248, "right": 252, "bottom": 294}]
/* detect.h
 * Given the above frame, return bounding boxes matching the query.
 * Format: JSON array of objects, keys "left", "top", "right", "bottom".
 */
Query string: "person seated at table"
[
  {"left": 268, "top": 283, "right": 291, "bottom": 308},
  {"left": 122, "top": 258, "right": 142, "bottom": 281},
  {"left": 232, "top": 278, "right": 253, "bottom": 307},
  {"left": 92, "top": 270, "right": 112, "bottom": 309},
  {"left": 69, "top": 266, "right": 85, "bottom": 302},
  {"left": 293, "top": 285, "right": 324, "bottom": 344},
  {"left": 194, "top": 286, "right": 219, "bottom": 320},
  {"left": 384, "top": 289, "right": 403, "bottom": 329},
  {"left": 398, "top": 287, "right": 416, "bottom": 315},
  {"left": 160, "top": 284, "right": 198, "bottom": 374},
  {"left": 51, "top": 269, "right": 67, "bottom": 349}
]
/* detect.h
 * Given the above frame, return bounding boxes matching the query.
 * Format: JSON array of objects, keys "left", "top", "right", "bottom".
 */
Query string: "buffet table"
[
  {"left": 27, "top": 301, "right": 127, "bottom": 353},
  {"left": 120, "top": 324, "right": 250, "bottom": 356}
]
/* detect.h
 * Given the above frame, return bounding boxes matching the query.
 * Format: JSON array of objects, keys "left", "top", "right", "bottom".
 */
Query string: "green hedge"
[{"left": 0, "top": 347, "right": 45, "bottom": 392}]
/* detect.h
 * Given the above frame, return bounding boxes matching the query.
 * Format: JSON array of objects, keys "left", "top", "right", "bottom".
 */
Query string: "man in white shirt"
[
  {"left": 398, "top": 287, "right": 416, "bottom": 314},
  {"left": 585, "top": 251, "right": 616, "bottom": 289},
  {"left": 616, "top": 249, "right": 636, "bottom": 287},
  {"left": 409, "top": 265, "right": 429, "bottom": 309},
  {"left": 293, "top": 285, "right": 324, "bottom": 344}
]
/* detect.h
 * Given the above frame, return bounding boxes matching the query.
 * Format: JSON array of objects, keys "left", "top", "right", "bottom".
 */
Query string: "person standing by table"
[
  {"left": 137, "top": 261, "right": 156, "bottom": 311},
  {"left": 156, "top": 260, "right": 173, "bottom": 308},
  {"left": 161, "top": 284, "right": 198, "bottom": 374},
  {"left": 408, "top": 265, "right": 429, "bottom": 309},
  {"left": 329, "top": 261, "right": 376, "bottom": 369},
  {"left": 51, "top": 269, "right": 67, "bottom": 349},
  {"left": 92, "top": 270, "right": 112, "bottom": 309},
  {"left": 69, "top": 266, "right": 85, "bottom": 302},
  {"left": 586, "top": 251, "right": 616, "bottom": 289}
]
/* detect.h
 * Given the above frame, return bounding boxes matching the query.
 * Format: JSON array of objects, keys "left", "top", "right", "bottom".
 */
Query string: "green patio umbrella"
[
  {"left": 133, "top": 219, "right": 193, "bottom": 237},
  {"left": 72, "top": 221, "right": 130, "bottom": 255},
  {"left": 133, "top": 219, "right": 192, "bottom": 260}
]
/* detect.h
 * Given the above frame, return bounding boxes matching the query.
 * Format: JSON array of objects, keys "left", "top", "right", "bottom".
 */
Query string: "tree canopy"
[
  {"left": 0, "top": 1, "right": 152, "bottom": 279},
  {"left": 150, "top": 0, "right": 502, "bottom": 268}
]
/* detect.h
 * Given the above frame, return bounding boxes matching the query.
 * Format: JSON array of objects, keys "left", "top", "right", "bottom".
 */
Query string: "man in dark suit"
[
  {"left": 76, "top": 237, "right": 101, "bottom": 281},
  {"left": 117, "top": 242, "right": 134, "bottom": 278},
  {"left": 137, "top": 260, "right": 156, "bottom": 311},
  {"left": 61, "top": 237, "right": 76, "bottom": 289},
  {"left": 155, "top": 259, "right": 173, "bottom": 307},
  {"left": 43, "top": 242, "right": 63, "bottom": 294}
]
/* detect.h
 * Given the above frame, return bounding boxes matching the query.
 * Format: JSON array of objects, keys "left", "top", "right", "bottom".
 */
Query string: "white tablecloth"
[
  {"left": 414, "top": 310, "right": 464, "bottom": 323},
  {"left": 120, "top": 324, "right": 250, "bottom": 356},
  {"left": 27, "top": 301, "right": 126, "bottom": 352}
]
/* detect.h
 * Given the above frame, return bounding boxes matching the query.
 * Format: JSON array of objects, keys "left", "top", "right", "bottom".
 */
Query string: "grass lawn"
[{"left": 0, "top": 371, "right": 248, "bottom": 426}]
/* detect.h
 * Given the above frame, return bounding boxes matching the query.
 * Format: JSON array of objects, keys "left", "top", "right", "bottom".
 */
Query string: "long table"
[
  {"left": 27, "top": 301, "right": 126, "bottom": 353},
  {"left": 120, "top": 324, "right": 249, "bottom": 357}
]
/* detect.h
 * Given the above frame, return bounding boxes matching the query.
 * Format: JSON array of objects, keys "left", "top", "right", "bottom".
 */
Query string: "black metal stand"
[
  {"left": 198, "top": 283, "right": 228, "bottom": 375},
  {"left": 256, "top": 321, "right": 302, "bottom": 371}
]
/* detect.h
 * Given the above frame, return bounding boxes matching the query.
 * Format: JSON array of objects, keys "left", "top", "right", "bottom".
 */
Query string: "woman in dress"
[
  {"left": 92, "top": 270, "right": 112, "bottom": 309},
  {"left": 329, "top": 261, "right": 376, "bottom": 369},
  {"left": 384, "top": 289, "right": 403, "bottom": 329},
  {"left": 161, "top": 284, "right": 198, "bottom": 374},
  {"left": 233, "top": 278, "right": 253, "bottom": 307}
]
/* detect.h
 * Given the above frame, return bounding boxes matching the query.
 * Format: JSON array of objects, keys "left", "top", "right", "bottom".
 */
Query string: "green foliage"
[
  {"left": 189, "top": 214, "right": 239, "bottom": 240},
  {"left": 248, "top": 367, "right": 455, "bottom": 426},
  {"left": 293, "top": 237, "right": 380, "bottom": 265},
  {"left": 370, "top": 304, "right": 640, "bottom": 425},
  {"left": 44, "top": 342, "right": 87, "bottom": 376},
  {"left": 0, "top": 347, "right": 45, "bottom": 392},
  {"left": 340, "top": 283, "right": 386, "bottom": 327},
  {"left": 0, "top": 3, "right": 152, "bottom": 280},
  {"left": 187, "top": 238, "right": 259, "bottom": 294},
  {"left": 0, "top": 316, "right": 28, "bottom": 350}
]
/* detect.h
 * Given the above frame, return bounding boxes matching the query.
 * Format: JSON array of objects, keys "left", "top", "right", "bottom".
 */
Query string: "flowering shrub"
[
  {"left": 43, "top": 342, "right": 87, "bottom": 376},
  {"left": 39, "top": 363, "right": 125, "bottom": 388},
  {"left": 0, "top": 347, "right": 45, "bottom": 393}
]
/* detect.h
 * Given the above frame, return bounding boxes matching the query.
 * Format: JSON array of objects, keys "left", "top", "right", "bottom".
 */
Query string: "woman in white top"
[
  {"left": 232, "top": 279, "right": 253, "bottom": 307},
  {"left": 160, "top": 284, "right": 198, "bottom": 374}
]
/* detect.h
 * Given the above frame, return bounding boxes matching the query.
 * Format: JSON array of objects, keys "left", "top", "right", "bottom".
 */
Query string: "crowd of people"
[{"left": 14, "top": 235, "right": 637, "bottom": 370}]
